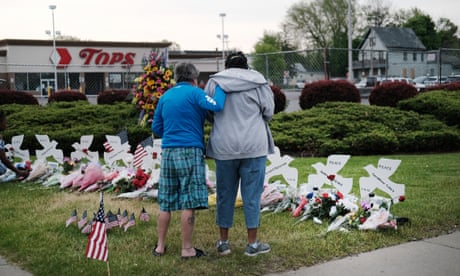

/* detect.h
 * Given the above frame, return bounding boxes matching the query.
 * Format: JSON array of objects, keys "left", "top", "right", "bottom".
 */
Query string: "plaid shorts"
[{"left": 158, "top": 147, "right": 208, "bottom": 212}]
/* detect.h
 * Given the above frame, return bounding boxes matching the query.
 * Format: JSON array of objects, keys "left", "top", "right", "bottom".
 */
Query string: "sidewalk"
[
  {"left": 1, "top": 231, "right": 459, "bottom": 276},
  {"left": 267, "top": 230, "right": 460, "bottom": 276}
]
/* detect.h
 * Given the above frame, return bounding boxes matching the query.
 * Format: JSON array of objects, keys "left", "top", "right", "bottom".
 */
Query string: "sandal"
[
  {"left": 152, "top": 244, "right": 167, "bottom": 257},
  {"left": 181, "top": 247, "right": 207, "bottom": 259}
]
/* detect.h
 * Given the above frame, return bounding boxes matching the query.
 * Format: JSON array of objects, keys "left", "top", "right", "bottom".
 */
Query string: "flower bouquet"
[{"left": 132, "top": 49, "right": 175, "bottom": 126}]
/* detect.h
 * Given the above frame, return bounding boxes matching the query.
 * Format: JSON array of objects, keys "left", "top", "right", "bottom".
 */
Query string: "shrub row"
[
  {"left": 299, "top": 80, "right": 361, "bottom": 109},
  {"left": 1, "top": 102, "right": 150, "bottom": 156},
  {"left": 48, "top": 90, "right": 88, "bottom": 103},
  {"left": 97, "top": 89, "right": 131, "bottom": 105},
  {"left": 424, "top": 82, "right": 460, "bottom": 92},
  {"left": 271, "top": 85, "right": 287, "bottom": 114},
  {"left": 398, "top": 90, "right": 460, "bottom": 128},
  {"left": 270, "top": 101, "right": 460, "bottom": 156},
  {"left": 0, "top": 90, "right": 39, "bottom": 105},
  {"left": 369, "top": 82, "right": 418, "bottom": 107}
]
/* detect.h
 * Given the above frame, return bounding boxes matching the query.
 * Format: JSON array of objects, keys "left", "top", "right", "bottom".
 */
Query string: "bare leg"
[
  {"left": 248, "top": 228, "right": 257, "bottom": 244},
  {"left": 156, "top": 210, "right": 171, "bottom": 253},
  {"left": 181, "top": 209, "right": 196, "bottom": 257},
  {"left": 219, "top": 227, "right": 229, "bottom": 241}
]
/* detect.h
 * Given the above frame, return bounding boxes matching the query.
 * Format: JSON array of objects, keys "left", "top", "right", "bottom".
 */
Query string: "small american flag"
[
  {"left": 133, "top": 136, "right": 153, "bottom": 168},
  {"left": 117, "top": 130, "right": 129, "bottom": 145},
  {"left": 119, "top": 210, "right": 128, "bottom": 227},
  {"left": 105, "top": 210, "right": 119, "bottom": 230},
  {"left": 124, "top": 213, "right": 136, "bottom": 232},
  {"left": 139, "top": 207, "right": 150, "bottom": 222},
  {"left": 81, "top": 217, "right": 93, "bottom": 235},
  {"left": 66, "top": 209, "right": 77, "bottom": 227},
  {"left": 103, "top": 141, "right": 113, "bottom": 153},
  {"left": 85, "top": 193, "right": 108, "bottom": 262},
  {"left": 116, "top": 208, "right": 121, "bottom": 222},
  {"left": 78, "top": 210, "right": 88, "bottom": 229}
]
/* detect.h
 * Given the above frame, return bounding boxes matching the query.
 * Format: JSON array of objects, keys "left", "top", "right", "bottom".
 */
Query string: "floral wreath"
[{"left": 132, "top": 49, "right": 175, "bottom": 126}]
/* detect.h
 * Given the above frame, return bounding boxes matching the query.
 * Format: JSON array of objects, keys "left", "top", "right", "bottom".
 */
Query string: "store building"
[{"left": 0, "top": 39, "right": 224, "bottom": 95}]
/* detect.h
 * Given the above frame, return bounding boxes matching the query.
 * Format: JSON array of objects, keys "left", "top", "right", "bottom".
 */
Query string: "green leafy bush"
[
  {"left": 271, "top": 85, "right": 287, "bottom": 114},
  {"left": 1, "top": 102, "right": 150, "bottom": 156},
  {"left": 398, "top": 91, "right": 460, "bottom": 128},
  {"left": 0, "top": 90, "right": 39, "bottom": 105},
  {"left": 97, "top": 89, "right": 131, "bottom": 105},
  {"left": 270, "top": 102, "right": 460, "bottom": 156},
  {"left": 299, "top": 80, "right": 360, "bottom": 109},
  {"left": 48, "top": 90, "right": 88, "bottom": 103},
  {"left": 369, "top": 82, "right": 418, "bottom": 107}
]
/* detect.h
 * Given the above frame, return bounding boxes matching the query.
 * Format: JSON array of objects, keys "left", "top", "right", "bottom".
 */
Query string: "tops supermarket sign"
[{"left": 52, "top": 47, "right": 136, "bottom": 67}]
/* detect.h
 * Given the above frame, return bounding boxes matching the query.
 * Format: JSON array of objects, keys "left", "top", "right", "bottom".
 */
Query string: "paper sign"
[
  {"left": 35, "top": 134, "right": 64, "bottom": 163},
  {"left": 359, "top": 158, "right": 405, "bottom": 203},
  {"left": 265, "top": 146, "right": 298, "bottom": 192},
  {"left": 103, "top": 135, "right": 133, "bottom": 166},
  {"left": 299, "top": 154, "right": 353, "bottom": 195},
  {"left": 5, "top": 135, "right": 30, "bottom": 162},
  {"left": 70, "top": 135, "right": 99, "bottom": 163}
]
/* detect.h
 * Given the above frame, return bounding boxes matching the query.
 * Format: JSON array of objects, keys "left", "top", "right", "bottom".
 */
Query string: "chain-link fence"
[
  {"left": 2, "top": 48, "right": 460, "bottom": 95},
  {"left": 247, "top": 48, "right": 460, "bottom": 88}
]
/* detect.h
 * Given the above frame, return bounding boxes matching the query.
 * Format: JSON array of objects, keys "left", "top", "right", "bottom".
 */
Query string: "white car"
[{"left": 296, "top": 80, "right": 307, "bottom": 89}]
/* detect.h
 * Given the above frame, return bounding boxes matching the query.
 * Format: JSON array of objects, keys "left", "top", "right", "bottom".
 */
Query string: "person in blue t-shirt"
[
  {"left": 151, "top": 62, "right": 226, "bottom": 259},
  {"left": 0, "top": 110, "right": 29, "bottom": 179}
]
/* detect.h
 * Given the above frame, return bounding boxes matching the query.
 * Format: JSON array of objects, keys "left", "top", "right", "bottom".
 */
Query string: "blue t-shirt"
[{"left": 151, "top": 82, "right": 226, "bottom": 149}]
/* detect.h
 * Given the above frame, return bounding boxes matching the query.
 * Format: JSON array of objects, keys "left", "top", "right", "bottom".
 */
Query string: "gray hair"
[{"left": 174, "top": 63, "right": 200, "bottom": 82}]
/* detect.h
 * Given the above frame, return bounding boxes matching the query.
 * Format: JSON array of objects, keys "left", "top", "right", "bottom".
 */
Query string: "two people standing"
[{"left": 152, "top": 51, "right": 274, "bottom": 258}]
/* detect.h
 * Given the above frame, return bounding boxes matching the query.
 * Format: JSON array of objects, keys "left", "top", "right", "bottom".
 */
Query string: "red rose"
[
  {"left": 152, "top": 152, "right": 158, "bottom": 159},
  {"left": 322, "top": 192, "right": 329, "bottom": 198},
  {"left": 327, "top": 174, "right": 336, "bottom": 181},
  {"left": 336, "top": 191, "right": 344, "bottom": 199},
  {"left": 399, "top": 195, "right": 406, "bottom": 202},
  {"left": 360, "top": 217, "right": 367, "bottom": 224},
  {"left": 82, "top": 148, "right": 88, "bottom": 154}
]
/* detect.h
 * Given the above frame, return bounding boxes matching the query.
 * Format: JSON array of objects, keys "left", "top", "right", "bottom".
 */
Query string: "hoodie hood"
[{"left": 209, "top": 68, "right": 268, "bottom": 93}]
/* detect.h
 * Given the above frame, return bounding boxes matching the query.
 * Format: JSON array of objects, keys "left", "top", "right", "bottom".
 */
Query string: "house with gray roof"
[{"left": 354, "top": 27, "right": 427, "bottom": 79}]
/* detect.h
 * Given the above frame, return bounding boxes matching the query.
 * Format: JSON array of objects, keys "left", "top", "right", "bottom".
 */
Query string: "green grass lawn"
[{"left": 1, "top": 153, "right": 459, "bottom": 276}]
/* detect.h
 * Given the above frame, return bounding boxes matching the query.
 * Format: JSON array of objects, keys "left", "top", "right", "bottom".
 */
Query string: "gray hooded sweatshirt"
[{"left": 204, "top": 68, "right": 275, "bottom": 160}]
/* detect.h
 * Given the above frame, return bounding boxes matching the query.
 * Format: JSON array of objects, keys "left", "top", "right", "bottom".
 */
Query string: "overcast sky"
[{"left": 1, "top": 0, "right": 459, "bottom": 53}]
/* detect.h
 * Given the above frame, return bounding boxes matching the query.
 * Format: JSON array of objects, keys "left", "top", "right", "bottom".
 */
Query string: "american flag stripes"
[
  {"left": 105, "top": 211, "right": 119, "bottom": 230},
  {"left": 133, "top": 136, "right": 153, "bottom": 168},
  {"left": 65, "top": 209, "right": 77, "bottom": 227},
  {"left": 103, "top": 130, "right": 129, "bottom": 153},
  {"left": 85, "top": 193, "right": 108, "bottom": 262},
  {"left": 139, "top": 207, "right": 150, "bottom": 222},
  {"left": 78, "top": 210, "right": 88, "bottom": 229},
  {"left": 124, "top": 213, "right": 136, "bottom": 232}
]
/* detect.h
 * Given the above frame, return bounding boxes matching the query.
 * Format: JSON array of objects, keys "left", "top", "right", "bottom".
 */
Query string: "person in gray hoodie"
[{"left": 204, "top": 52, "right": 275, "bottom": 257}]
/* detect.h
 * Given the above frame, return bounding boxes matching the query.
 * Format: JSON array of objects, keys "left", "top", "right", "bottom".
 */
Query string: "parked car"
[
  {"left": 296, "top": 80, "right": 307, "bottom": 89},
  {"left": 446, "top": 75, "right": 460, "bottom": 83}
]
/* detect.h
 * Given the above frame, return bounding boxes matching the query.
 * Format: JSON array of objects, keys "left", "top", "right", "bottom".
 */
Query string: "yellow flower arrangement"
[{"left": 132, "top": 49, "right": 175, "bottom": 126}]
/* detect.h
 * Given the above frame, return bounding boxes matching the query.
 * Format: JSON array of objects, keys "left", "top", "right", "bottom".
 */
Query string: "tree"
[
  {"left": 403, "top": 9, "right": 440, "bottom": 50},
  {"left": 436, "top": 18, "right": 460, "bottom": 48},
  {"left": 252, "top": 33, "right": 286, "bottom": 85},
  {"left": 360, "top": 0, "right": 392, "bottom": 27},
  {"left": 284, "top": 0, "right": 355, "bottom": 49}
]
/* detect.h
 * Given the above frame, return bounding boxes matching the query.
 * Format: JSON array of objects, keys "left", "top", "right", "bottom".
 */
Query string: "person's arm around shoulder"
[{"left": 198, "top": 85, "right": 226, "bottom": 112}]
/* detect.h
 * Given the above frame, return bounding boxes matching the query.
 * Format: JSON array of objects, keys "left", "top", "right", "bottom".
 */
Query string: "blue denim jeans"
[{"left": 215, "top": 156, "right": 266, "bottom": 229}]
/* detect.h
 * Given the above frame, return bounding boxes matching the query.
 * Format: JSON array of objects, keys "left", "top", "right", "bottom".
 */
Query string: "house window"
[
  {"left": 403, "top": 52, "right": 407, "bottom": 61},
  {"left": 421, "top": 53, "right": 424, "bottom": 62},
  {"left": 413, "top": 52, "right": 417, "bottom": 61}
]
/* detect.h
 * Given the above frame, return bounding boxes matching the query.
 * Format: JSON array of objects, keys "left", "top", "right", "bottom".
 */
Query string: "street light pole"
[
  {"left": 49, "top": 4, "right": 57, "bottom": 93},
  {"left": 347, "top": 0, "right": 353, "bottom": 82},
  {"left": 219, "top": 13, "right": 226, "bottom": 64}
]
